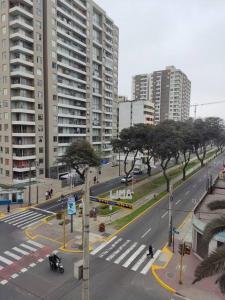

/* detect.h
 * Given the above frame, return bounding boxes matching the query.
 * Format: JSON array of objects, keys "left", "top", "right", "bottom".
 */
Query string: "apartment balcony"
[
  {"left": 9, "top": 3, "right": 33, "bottom": 19},
  {"left": 58, "top": 0, "right": 87, "bottom": 18},
  {"left": 57, "top": 27, "right": 86, "bottom": 48},
  {"left": 57, "top": 39, "right": 86, "bottom": 59},
  {"left": 58, "top": 133, "right": 86, "bottom": 137},
  {"left": 57, "top": 6, "right": 86, "bottom": 29},
  {"left": 57, "top": 61, "right": 86, "bottom": 76},
  {"left": 11, "top": 69, "right": 34, "bottom": 79},
  {"left": 58, "top": 82, "right": 86, "bottom": 93},
  {"left": 58, "top": 102, "right": 86, "bottom": 111},
  {"left": 58, "top": 112, "right": 86, "bottom": 119},
  {"left": 12, "top": 132, "right": 35, "bottom": 137},
  {"left": 12, "top": 120, "right": 35, "bottom": 126},
  {"left": 58, "top": 123, "right": 86, "bottom": 128},
  {"left": 10, "top": 30, "right": 33, "bottom": 43},
  {"left": 10, "top": 45, "right": 33, "bottom": 55},
  {"left": 57, "top": 92, "right": 86, "bottom": 102},
  {"left": 57, "top": 72, "right": 86, "bottom": 84},
  {"left": 11, "top": 83, "right": 34, "bottom": 91},
  {"left": 11, "top": 96, "right": 35, "bottom": 103},
  {"left": 11, "top": 108, "right": 35, "bottom": 114},
  {"left": 57, "top": 17, "right": 86, "bottom": 39},
  {"left": 93, "top": 39, "right": 102, "bottom": 48},
  {"left": 13, "top": 155, "right": 36, "bottom": 160},
  {"left": 57, "top": 49, "right": 86, "bottom": 66},
  {"left": 10, "top": 17, "right": 33, "bottom": 32},
  {"left": 13, "top": 165, "right": 36, "bottom": 172},
  {"left": 12, "top": 143, "right": 36, "bottom": 149},
  {"left": 10, "top": 57, "right": 34, "bottom": 67}
]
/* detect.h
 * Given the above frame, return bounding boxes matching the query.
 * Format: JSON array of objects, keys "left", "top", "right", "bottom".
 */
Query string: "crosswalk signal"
[{"left": 184, "top": 244, "right": 191, "bottom": 255}]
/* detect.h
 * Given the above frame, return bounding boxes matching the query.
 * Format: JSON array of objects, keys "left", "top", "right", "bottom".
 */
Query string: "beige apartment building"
[
  {"left": 132, "top": 66, "right": 191, "bottom": 124},
  {"left": 0, "top": 0, "right": 119, "bottom": 185}
]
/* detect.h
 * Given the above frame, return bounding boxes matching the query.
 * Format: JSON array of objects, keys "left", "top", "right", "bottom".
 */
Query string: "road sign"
[
  {"left": 90, "top": 196, "right": 133, "bottom": 209},
  {"left": 67, "top": 196, "right": 76, "bottom": 215}
]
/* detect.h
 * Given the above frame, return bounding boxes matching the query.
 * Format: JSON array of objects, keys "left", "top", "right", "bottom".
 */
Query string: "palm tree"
[{"left": 192, "top": 200, "right": 225, "bottom": 293}]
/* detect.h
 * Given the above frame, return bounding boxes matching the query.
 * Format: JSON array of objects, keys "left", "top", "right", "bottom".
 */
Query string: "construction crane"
[{"left": 190, "top": 101, "right": 225, "bottom": 119}]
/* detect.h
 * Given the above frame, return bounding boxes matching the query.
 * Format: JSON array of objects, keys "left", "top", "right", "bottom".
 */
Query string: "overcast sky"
[{"left": 95, "top": 0, "right": 225, "bottom": 119}]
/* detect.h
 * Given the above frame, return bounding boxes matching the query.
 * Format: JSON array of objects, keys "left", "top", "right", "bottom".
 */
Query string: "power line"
[{"left": 190, "top": 101, "right": 225, "bottom": 119}]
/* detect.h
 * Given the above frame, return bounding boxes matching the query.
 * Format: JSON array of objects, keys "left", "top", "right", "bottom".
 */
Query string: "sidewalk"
[{"left": 152, "top": 214, "right": 223, "bottom": 300}]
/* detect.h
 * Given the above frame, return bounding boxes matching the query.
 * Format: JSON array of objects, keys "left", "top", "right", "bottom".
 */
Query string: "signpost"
[{"left": 67, "top": 196, "right": 76, "bottom": 233}]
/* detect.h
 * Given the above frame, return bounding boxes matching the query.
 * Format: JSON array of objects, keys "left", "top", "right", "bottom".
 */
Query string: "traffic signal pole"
[
  {"left": 179, "top": 243, "right": 185, "bottom": 284},
  {"left": 82, "top": 167, "right": 90, "bottom": 300}
]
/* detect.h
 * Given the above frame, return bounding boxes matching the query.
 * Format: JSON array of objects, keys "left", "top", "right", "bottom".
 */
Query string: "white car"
[{"left": 121, "top": 175, "right": 133, "bottom": 183}]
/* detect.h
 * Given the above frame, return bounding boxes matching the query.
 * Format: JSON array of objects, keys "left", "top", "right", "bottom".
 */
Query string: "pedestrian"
[
  {"left": 48, "top": 190, "right": 51, "bottom": 199},
  {"left": 74, "top": 194, "right": 78, "bottom": 202},
  {"left": 147, "top": 244, "right": 154, "bottom": 258},
  {"left": 50, "top": 188, "right": 53, "bottom": 197},
  {"left": 7, "top": 204, "right": 10, "bottom": 213},
  {"left": 45, "top": 191, "right": 49, "bottom": 200},
  {"left": 94, "top": 176, "right": 97, "bottom": 184}
]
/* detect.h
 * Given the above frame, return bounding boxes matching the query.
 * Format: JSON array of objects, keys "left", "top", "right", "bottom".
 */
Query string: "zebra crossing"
[
  {"left": 0, "top": 208, "right": 53, "bottom": 230},
  {"left": 91, "top": 236, "right": 161, "bottom": 275},
  {"left": 0, "top": 240, "right": 53, "bottom": 285}
]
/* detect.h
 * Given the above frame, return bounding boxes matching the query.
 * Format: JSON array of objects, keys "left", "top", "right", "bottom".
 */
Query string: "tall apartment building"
[
  {"left": 132, "top": 66, "right": 191, "bottom": 124},
  {"left": 150, "top": 66, "right": 191, "bottom": 123},
  {"left": 131, "top": 74, "right": 151, "bottom": 101},
  {"left": 0, "top": 0, "right": 119, "bottom": 185}
]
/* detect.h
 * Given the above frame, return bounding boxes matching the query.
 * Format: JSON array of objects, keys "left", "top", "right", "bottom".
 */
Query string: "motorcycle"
[{"left": 49, "top": 255, "right": 64, "bottom": 274}]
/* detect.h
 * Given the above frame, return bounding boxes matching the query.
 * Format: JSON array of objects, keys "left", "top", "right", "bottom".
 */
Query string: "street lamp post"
[
  {"left": 168, "top": 184, "right": 173, "bottom": 247},
  {"left": 28, "top": 161, "right": 32, "bottom": 206},
  {"left": 119, "top": 151, "right": 121, "bottom": 176}
]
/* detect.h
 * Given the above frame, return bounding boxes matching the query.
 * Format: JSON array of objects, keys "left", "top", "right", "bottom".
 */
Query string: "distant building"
[
  {"left": 150, "top": 66, "right": 191, "bottom": 123},
  {"left": 132, "top": 66, "right": 191, "bottom": 124},
  {"left": 119, "top": 100, "right": 154, "bottom": 132}
]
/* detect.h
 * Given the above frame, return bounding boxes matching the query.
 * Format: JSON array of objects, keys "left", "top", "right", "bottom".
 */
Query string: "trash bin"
[{"left": 74, "top": 260, "right": 83, "bottom": 280}]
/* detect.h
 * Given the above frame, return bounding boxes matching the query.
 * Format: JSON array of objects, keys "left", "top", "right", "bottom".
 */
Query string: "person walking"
[
  {"left": 94, "top": 176, "right": 97, "bottom": 184},
  {"left": 147, "top": 244, "right": 154, "bottom": 258}
]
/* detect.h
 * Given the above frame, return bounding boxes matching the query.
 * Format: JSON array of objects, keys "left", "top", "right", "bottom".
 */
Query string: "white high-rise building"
[{"left": 0, "top": 0, "right": 119, "bottom": 185}]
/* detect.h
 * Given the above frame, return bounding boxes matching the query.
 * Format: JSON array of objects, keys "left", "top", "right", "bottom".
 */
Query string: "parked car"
[
  {"left": 133, "top": 167, "right": 143, "bottom": 175},
  {"left": 121, "top": 175, "right": 133, "bottom": 183}
]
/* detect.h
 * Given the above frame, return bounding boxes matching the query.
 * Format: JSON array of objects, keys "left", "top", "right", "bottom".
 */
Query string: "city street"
[{"left": 0, "top": 154, "right": 223, "bottom": 299}]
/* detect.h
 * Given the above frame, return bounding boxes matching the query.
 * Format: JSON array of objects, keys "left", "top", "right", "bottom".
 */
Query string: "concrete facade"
[
  {"left": 0, "top": 0, "right": 119, "bottom": 185},
  {"left": 119, "top": 99, "right": 154, "bottom": 132}
]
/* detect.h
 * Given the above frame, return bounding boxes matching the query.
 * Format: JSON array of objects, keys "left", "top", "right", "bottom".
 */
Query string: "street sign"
[
  {"left": 67, "top": 196, "right": 76, "bottom": 215},
  {"left": 90, "top": 196, "right": 133, "bottom": 209}
]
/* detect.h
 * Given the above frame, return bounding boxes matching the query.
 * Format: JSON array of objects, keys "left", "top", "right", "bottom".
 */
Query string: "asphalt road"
[{"left": 0, "top": 154, "right": 223, "bottom": 300}]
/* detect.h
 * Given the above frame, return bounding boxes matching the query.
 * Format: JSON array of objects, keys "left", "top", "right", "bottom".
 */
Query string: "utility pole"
[
  {"left": 36, "top": 161, "right": 39, "bottom": 204},
  {"left": 119, "top": 151, "right": 121, "bottom": 176},
  {"left": 82, "top": 167, "right": 90, "bottom": 300},
  {"left": 168, "top": 184, "right": 173, "bottom": 246},
  {"left": 28, "top": 161, "right": 32, "bottom": 206}
]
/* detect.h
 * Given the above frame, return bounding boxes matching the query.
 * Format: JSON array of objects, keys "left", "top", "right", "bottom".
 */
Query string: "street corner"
[
  {"left": 0, "top": 211, "right": 6, "bottom": 219},
  {"left": 151, "top": 245, "right": 176, "bottom": 294}
]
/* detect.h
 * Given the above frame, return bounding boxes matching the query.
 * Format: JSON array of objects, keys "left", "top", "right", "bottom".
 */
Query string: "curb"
[{"left": 151, "top": 246, "right": 175, "bottom": 294}]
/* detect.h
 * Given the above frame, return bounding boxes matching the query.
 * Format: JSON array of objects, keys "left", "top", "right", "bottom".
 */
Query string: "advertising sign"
[{"left": 67, "top": 196, "right": 76, "bottom": 215}]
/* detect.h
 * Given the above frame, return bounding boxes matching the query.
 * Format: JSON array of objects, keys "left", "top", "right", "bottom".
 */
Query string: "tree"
[
  {"left": 193, "top": 215, "right": 225, "bottom": 293},
  {"left": 112, "top": 125, "right": 143, "bottom": 185},
  {"left": 59, "top": 140, "right": 101, "bottom": 181},
  {"left": 177, "top": 121, "right": 194, "bottom": 180},
  {"left": 133, "top": 124, "right": 155, "bottom": 176},
  {"left": 154, "top": 120, "right": 180, "bottom": 192},
  {"left": 192, "top": 119, "right": 210, "bottom": 167}
]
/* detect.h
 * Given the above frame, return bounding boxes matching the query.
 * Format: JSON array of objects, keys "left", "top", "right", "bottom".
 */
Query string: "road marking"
[
  {"left": 27, "top": 240, "right": 44, "bottom": 248},
  {"left": 0, "top": 210, "right": 29, "bottom": 221},
  {"left": 175, "top": 200, "right": 181, "bottom": 205},
  {"left": 185, "top": 190, "right": 190, "bottom": 196},
  {"left": 4, "top": 251, "right": 21, "bottom": 261},
  {"left": 0, "top": 255, "right": 13, "bottom": 265},
  {"left": 17, "top": 215, "right": 44, "bottom": 227},
  {"left": 11, "top": 213, "right": 41, "bottom": 226},
  {"left": 38, "top": 258, "right": 44, "bottom": 263},
  {"left": 20, "top": 243, "right": 36, "bottom": 252},
  {"left": 4, "top": 211, "right": 35, "bottom": 223},
  {"left": 0, "top": 265, "right": 3, "bottom": 270},
  {"left": 32, "top": 207, "right": 55, "bottom": 215},
  {"left": 21, "top": 268, "right": 27, "bottom": 273},
  {"left": 11, "top": 273, "right": 18, "bottom": 279},
  {"left": 20, "top": 219, "right": 45, "bottom": 230},
  {"left": 29, "top": 263, "right": 36, "bottom": 267},
  {"left": 114, "top": 242, "right": 137, "bottom": 264},
  {"left": 161, "top": 211, "right": 168, "bottom": 219},
  {"left": 122, "top": 245, "right": 146, "bottom": 268},
  {"left": 131, "top": 250, "right": 148, "bottom": 271},
  {"left": 140, "top": 249, "right": 161, "bottom": 274},
  {"left": 141, "top": 228, "right": 152, "bottom": 239},
  {"left": 12, "top": 247, "right": 29, "bottom": 256},
  {"left": 106, "top": 240, "right": 130, "bottom": 262},
  {"left": 91, "top": 236, "right": 117, "bottom": 255},
  {"left": 0, "top": 280, "right": 8, "bottom": 285},
  {"left": 99, "top": 238, "right": 122, "bottom": 258}
]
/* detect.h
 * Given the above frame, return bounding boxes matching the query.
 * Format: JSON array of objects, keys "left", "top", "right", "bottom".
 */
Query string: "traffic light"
[
  {"left": 184, "top": 244, "right": 191, "bottom": 255},
  {"left": 178, "top": 243, "right": 184, "bottom": 256}
]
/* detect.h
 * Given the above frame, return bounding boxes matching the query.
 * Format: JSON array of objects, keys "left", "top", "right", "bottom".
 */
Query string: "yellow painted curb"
[{"left": 151, "top": 245, "right": 176, "bottom": 294}]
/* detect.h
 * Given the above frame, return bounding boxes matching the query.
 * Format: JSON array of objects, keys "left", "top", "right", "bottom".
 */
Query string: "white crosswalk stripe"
[
  {"left": 0, "top": 240, "right": 50, "bottom": 286},
  {"left": 91, "top": 236, "right": 161, "bottom": 275},
  {"left": 0, "top": 209, "right": 52, "bottom": 229}
]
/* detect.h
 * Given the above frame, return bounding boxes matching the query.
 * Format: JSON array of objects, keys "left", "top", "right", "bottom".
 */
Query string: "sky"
[{"left": 95, "top": 0, "right": 225, "bottom": 119}]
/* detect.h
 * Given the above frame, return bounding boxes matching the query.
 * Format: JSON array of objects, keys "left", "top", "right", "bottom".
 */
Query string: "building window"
[
  {"left": 5, "top": 158, "right": 9, "bottom": 165},
  {"left": 5, "top": 170, "right": 10, "bottom": 176},
  {"left": 39, "top": 169, "right": 44, "bottom": 175},
  {"left": 1, "top": 14, "right": 6, "bottom": 22},
  {"left": 2, "top": 26, "right": 6, "bottom": 34},
  {"left": 5, "top": 147, "right": 9, "bottom": 154},
  {"left": 39, "top": 147, "right": 43, "bottom": 153},
  {"left": 37, "top": 56, "right": 42, "bottom": 64},
  {"left": 5, "top": 136, "right": 8, "bottom": 142},
  {"left": 2, "top": 51, "right": 6, "bottom": 60},
  {"left": 37, "top": 68, "right": 42, "bottom": 76}
]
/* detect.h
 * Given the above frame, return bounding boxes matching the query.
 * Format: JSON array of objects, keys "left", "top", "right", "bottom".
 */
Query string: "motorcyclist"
[{"left": 52, "top": 253, "right": 60, "bottom": 268}]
